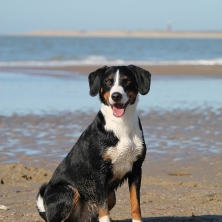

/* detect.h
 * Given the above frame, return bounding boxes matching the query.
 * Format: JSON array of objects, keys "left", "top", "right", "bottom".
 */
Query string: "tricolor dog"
[{"left": 36, "top": 65, "right": 151, "bottom": 222}]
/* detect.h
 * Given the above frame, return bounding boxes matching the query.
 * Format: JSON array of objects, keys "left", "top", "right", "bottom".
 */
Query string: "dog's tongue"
[{"left": 112, "top": 104, "right": 125, "bottom": 117}]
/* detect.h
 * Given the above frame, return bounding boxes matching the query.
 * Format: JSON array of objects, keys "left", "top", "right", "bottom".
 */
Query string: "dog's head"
[{"left": 88, "top": 65, "right": 151, "bottom": 117}]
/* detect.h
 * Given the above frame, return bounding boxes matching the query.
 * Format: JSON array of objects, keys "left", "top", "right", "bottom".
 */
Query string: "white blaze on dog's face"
[
  {"left": 109, "top": 70, "right": 129, "bottom": 117},
  {"left": 99, "top": 67, "right": 139, "bottom": 117}
]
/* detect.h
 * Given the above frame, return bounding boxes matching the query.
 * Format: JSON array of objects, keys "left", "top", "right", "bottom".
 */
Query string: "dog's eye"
[
  {"left": 123, "top": 79, "right": 131, "bottom": 85},
  {"left": 105, "top": 79, "right": 112, "bottom": 85}
]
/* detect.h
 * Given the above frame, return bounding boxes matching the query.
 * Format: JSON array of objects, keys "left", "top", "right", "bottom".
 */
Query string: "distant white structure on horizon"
[{"left": 167, "top": 20, "right": 172, "bottom": 32}]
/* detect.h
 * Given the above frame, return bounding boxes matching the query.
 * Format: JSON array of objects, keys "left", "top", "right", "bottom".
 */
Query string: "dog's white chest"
[{"left": 105, "top": 123, "right": 144, "bottom": 179}]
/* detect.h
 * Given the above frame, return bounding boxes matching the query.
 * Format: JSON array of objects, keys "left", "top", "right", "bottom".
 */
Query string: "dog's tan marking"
[
  {"left": 103, "top": 154, "right": 111, "bottom": 162},
  {"left": 127, "top": 91, "right": 137, "bottom": 100},
  {"left": 62, "top": 187, "right": 80, "bottom": 222},
  {"left": 72, "top": 188, "right": 80, "bottom": 206},
  {"left": 98, "top": 207, "right": 109, "bottom": 219},
  {"left": 100, "top": 87, "right": 103, "bottom": 93},
  {"left": 129, "top": 184, "right": 142, "bottom": 221},
  {"left": 103, "top": 91, "right": 110, "bottom": 103}
]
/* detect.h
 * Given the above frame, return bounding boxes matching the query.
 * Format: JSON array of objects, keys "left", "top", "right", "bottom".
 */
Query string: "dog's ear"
[
  {"left": 127, "top": 65, "right": 151, "bottom": 95},
  {"left": 88, "top": 66, "right": 107, "bottom": 96}
]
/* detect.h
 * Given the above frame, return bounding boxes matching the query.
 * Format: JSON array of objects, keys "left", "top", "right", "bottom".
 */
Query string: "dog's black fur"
[{"left": 36, "top": 65, "right": 151, "bottom": 222}]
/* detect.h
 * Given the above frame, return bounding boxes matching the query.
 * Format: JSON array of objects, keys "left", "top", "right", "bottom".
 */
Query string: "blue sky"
[{"left": 1, "top": 0, "right": 222, "bottom": 34}]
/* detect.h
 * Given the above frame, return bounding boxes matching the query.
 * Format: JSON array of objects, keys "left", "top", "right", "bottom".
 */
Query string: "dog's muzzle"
[{"left": 111, "top": 92, "right": 131, "bottom": 117}]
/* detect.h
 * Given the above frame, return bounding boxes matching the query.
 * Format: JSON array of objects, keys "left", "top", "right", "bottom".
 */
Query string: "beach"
[
  {"left": 0, "top": 64, "right": 222, "bottom": 222},
  {"left": 20, "top": 30, "right": 222, "bottom": 39},
  {"left": 31, "top": 64, "right": 222, "bottom": 76},
  {"left": 2, "top": 64, "right": 222, "bottom": 81}
]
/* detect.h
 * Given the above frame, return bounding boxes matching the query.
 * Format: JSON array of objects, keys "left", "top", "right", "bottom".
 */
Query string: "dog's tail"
[{"left": 36, "top": 183, "right": 48, "bottom": 221}]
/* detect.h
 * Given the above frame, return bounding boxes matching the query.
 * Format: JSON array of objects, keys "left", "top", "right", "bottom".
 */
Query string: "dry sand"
[
  {"left": 1, "top": 155, "right": 222, "bottom": 222},
  {"left": 17, "top": 30, "right": 222, "bottom": 39},
  {"left": 0, "top": 65, "right": 222, "bottom": 221}
]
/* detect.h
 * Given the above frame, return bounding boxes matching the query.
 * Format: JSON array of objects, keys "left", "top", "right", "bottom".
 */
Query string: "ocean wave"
[{"left": 1, "top": 56, "right": 222, "bottom": 67}]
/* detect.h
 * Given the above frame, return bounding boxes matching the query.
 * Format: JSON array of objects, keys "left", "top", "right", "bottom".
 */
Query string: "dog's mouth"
[{"left": 111, "top": 100, "right": 130, "bottom": 117}]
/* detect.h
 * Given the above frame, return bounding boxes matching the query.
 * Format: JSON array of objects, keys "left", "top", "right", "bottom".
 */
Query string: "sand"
[
  {"left": 2, "top": 64, "right": 222, "bottom": 78},
  {"left": 0, "top": 65, "right": 222, "bottom": 221},
  {"left": 1, "top": 155, "right": 222, "bottom": 222},
  {"left": 16, "top": 30, "right": 222, "bottom": 39}
]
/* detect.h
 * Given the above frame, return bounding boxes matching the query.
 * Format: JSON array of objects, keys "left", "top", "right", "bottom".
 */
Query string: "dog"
[{"left": 36, "top": 65, "right": 151, "bottom": 222}]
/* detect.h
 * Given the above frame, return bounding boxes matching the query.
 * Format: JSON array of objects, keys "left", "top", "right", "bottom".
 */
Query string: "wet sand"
[
  {"left": 1, "top": 109, "right": 222, "bottom": 221},
  {"left": 1, "top": 64, "right": 222, "bottom": 77},
  {"left": 0, "top": 66, "right": 222, "bottom": 221},
  {"left": 52, "top": 65, "right": 222, "bottom": 77}
]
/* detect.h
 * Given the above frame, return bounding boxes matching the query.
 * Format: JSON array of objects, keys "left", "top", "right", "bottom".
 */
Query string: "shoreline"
[
  {"left": 1, "top": 64, "right": 222, "bottom": 77},
  {"left": 1, "top": 108, "right": 222, "bottom": 164},
  {"left": 5, "top": 30, "right": 222, "bottom": 39}
]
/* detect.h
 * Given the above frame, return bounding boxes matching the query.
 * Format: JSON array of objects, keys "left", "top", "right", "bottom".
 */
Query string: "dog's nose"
[{"left": 111, "top": 92, "right": 122, "bottom": 102}]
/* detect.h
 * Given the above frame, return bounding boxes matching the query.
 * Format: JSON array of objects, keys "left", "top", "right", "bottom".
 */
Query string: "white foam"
[{"left": 1, "top": 56, "right": 222, "bottom": 67}]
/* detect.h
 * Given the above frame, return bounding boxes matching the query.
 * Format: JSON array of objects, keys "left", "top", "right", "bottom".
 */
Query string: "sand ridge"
[{"left": 12, "top": 30, "right": 222, "bottom": 39}]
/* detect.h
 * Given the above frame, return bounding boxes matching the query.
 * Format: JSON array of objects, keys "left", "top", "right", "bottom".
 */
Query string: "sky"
[{"left": 1, "top": 0, "right": 222, "bottom": 35}]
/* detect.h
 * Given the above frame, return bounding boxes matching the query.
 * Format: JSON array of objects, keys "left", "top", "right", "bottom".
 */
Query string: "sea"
[
  {"left": 1, "top": 36, "right": 222, "bottom": 66},
  {"left": 0, "top": 36, "right": 222, "bottom": 116}
]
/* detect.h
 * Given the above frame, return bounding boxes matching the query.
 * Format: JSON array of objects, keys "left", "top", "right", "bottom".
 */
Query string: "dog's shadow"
[{"left": 112, "top": 215, "right": 222, "bottom": 221}]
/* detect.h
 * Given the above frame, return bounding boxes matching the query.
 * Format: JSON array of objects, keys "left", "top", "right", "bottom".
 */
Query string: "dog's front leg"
[
  {"left": 94, "top": 176, "right": 111, "bottom": 222},
  {"left": 128, "top": 165, "right": 143, "bottom": 222},
  {"left": 98, "top": 205, "right": 110, "bottom": 222}
]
